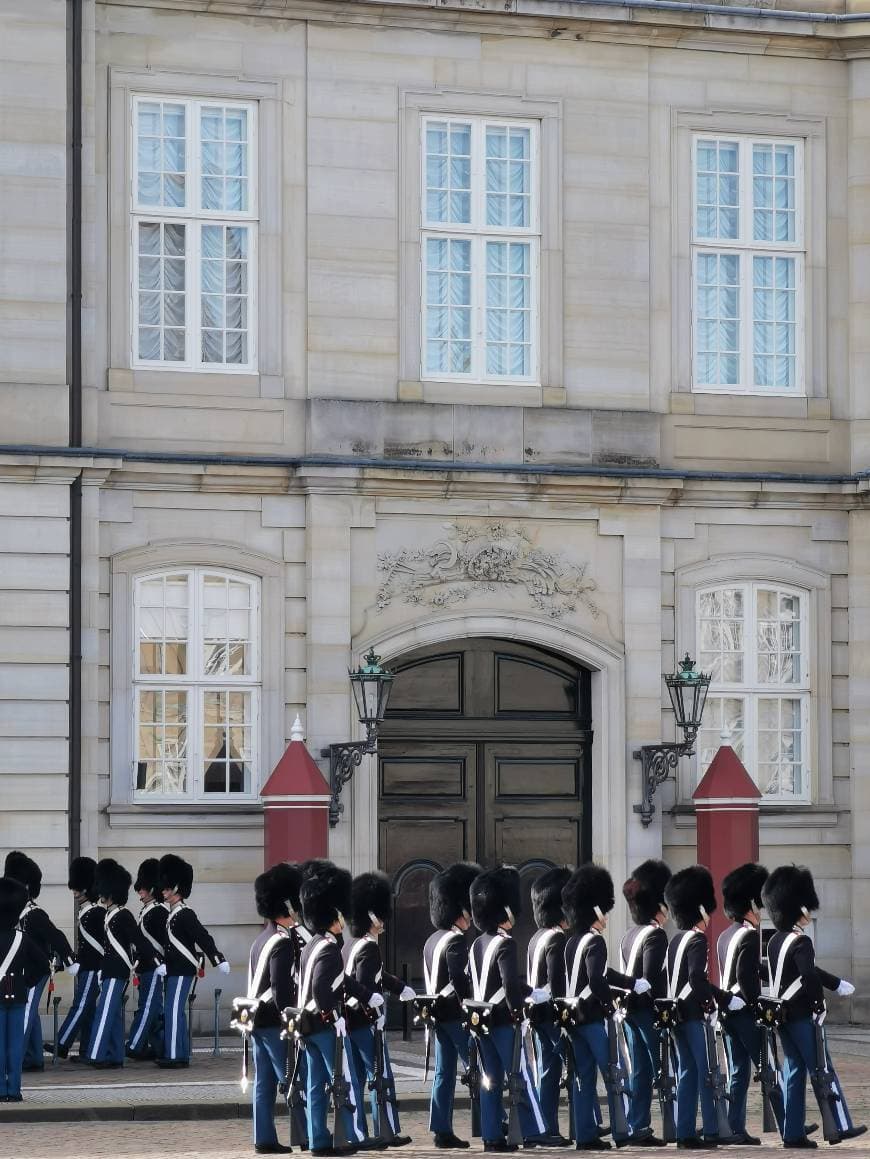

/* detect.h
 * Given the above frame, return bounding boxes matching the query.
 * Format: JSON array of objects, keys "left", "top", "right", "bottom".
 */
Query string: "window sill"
[
  {"left": 400, "top": 379, "right": 556, "bottom": 408},
  {"left": 670, "top": 802, "right": 840, "bottom": 828},
  {"left": 670, "top": 391, "right": 829, "bottom": 420},
  {"left": 107, "top": 802, "right": 264, "bottom": 828},
  {"left": 108, "top": 367, "right": 285, "bottom": 400}
]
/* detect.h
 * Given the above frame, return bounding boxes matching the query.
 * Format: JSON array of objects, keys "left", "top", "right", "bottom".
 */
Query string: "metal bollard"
[
  {"left": 51, "top": 996, "right": 61, "bottom": 1067},
  {"left": 402, "top": 963, "right": 410, "bottom": 1042},
  {"left": 213, "top": 988, "right": 222, "bottom": 1057}
]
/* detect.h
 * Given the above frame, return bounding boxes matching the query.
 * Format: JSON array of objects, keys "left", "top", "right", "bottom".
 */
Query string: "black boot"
[{"left": 433, "top": 1135, "right": 470, "bottom": 1150}]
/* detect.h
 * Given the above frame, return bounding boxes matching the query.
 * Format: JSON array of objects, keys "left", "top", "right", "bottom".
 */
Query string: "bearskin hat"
[
  {"left": 95, "top": 858, "right": 132, "bottom": 907},
  {"left": 158, "top": 853, "right": 194, "bottom": 899},
  {"left": 623, "top": 859, "right": 672, "bottom": 926},
  {"left": 532, "top": 866, "right": 572, "bottom": 929},
  {"left": 4, "top": 851, "right": 41, "bottom": 899},
  {"left": 470, "top": 866, "right": 521, "bottom": 934},
  {"left": 300, "top": 865, "right": 353, "bottom": 935},
  {"left": 665, "top": 865, "right": 717, "bottom": 930},
  {"left": 762, "top": 865, "right": 819, "bottom": 932},
  {"left": 350, "top": 871, "right": 392, "bottom": 938},
  {"left": 429, "top": 862, "right": 481, "bottom": 930},
  {"left": 255, "top": 862, "right": 304, "bottom": 922},
  {"left": 299, "top": 858, "right": 335, "bottom": 880},
  {"left": 722, "top": 863, "right": 769, "bottom": 922},
  {"left": 562, "top": 864, "right": 615, "bottom": 932},
  {"left": 68, "top": 856, "right": 98, "bottom": 900},
  {"left": 0, "top": 877, "right": 27, "bottom": 931},
  {"left": 134, "top": 858, "right": 160, "bottom": 898}
]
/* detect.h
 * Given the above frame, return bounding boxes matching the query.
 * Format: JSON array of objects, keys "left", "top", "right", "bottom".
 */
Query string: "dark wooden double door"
[{"left": 377, "top": 638, "right": 592, "bottom": 981}]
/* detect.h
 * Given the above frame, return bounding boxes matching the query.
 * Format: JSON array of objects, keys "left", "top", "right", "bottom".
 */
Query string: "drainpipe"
[{"left": 68, "top": 0, "right": 83, "bottom": 863}]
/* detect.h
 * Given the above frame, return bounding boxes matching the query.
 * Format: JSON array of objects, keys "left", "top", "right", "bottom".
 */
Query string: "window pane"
[
  {"left": 198, "top": 106, "right": 249, "bottom": 213},
  {"left": 201, "top": 574, "right": 253, "bottom": 676},
  {"left": 753, "top": 256, "right": 796, "bottom": 391},
  {"left": 424, "top": 236, "right": 471, "bottom": 375},
  {"left": 199, "top": 225, "right": 250, "bottom": 366},
  {"left": 695, "top": 138, "right": 740, "bottom": 240},
  {"left": 757, "top": 696, "right": 804, "bottom": 798},
  {"left": 753, "top": 143, "right": 795, "bottom": 244},
  {"left": 757, "top": 587, "right": 802, "bottom": 684},
  {"left": 136, "top": 688, "right": 189, "bottom": 795},
  {"left": 137, "top": 573, "right": 189, "bottom": 676},
  {"left": 695, "top": 253, "right": 740, "bottom": 386},
  {"left": 698, "top": 586, "right": 744, "bottom": 684},
  {"left": 136, "top": 222, "right": 186, "bottom": 363},
  {"left": 486, "top": 125, "right": 531, "bottom": 229},
  {"left": 424, "top": 120, "right": 471, "bottom": 225},
  {"left": 697, "top": 696, "right": 745, "bottom": 776},
  {"left": 202, "top": 689, "right": 252, "bottom": 794},
  {"left": 485, "top": 241, "right": 531, "bottom": 378},
  {"left": 136, "top": 101, "right": 186, "bottom": 208}
]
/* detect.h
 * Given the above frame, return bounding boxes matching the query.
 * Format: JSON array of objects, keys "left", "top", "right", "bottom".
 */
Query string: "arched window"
[
  {"left": 132, "top": 568, "right": 260, "bottom": 801},
  {"left": 696, "top": 582, "right": 810, "bottom": 802}
]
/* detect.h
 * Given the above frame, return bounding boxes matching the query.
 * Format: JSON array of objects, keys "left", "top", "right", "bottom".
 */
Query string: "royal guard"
[
  {"left": 3, "top": 851, "right": 74, "bottom": 1071},
  {"left": 298, "top": 863, "right": 369, "bottom": 1156},
  {"left": 664, "top": 866, "right": 742, "bottom": 1150},
  {"left": 424, "top": 861, "right": 480, "bottom": 1149},
  {"left": 0, "top": 876, "right": 49, "bottom": 1102},
  {"left": 246, "top": 862, "right": 303, "bottom": 1155},
  {"left": 126, "top": 857, "right": 168, "bottom": 1060},
  {"left": 84, "top": 859, "right": 156, "bottom": 1068},
  {"left": 561, "top": 864, "right": 639, "bottom": 1151},
  {"left": 54, "top": 856, "right": 104, "bottom": 1061},
  {"left": 526, "top": 866, "right": 572, "bottom": 1141},
  {"left": 717, "top": 862, "right": 769, "bottom": 1146},
  {"left": 620, "top": 858, "right": 671, "bottom": 1148},
  {"left": 763, "top": 865, "right": 866, "bottom": 1149},
  {"left": 468, "top": 865, "right": 555, "bottom": 1152},
  {"left": 157, "top": 853, "right": 230, "bottom": 1068}
]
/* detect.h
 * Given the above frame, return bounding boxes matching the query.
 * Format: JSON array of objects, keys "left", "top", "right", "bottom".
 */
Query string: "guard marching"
[
  {"left": 54, "top": 856, "right": 104, "bottom": 1061},
  {"left": 0, "top": 876, "right": 49, "bottom": 1102},
  {"left": 423, "top": 861, "right": 480, "bottom": 1149},
  {"left": 126, "top": 858, "right": 168, "bottom": 1061}
]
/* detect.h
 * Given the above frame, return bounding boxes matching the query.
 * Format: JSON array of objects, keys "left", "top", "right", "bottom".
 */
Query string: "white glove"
[
  {"left": 837, "top": 980, "right": 855, "bottom": 997},
  {"left": 67, "top": 962, "right": 80, "bottom": 978},
  {"left": 399, "top": 985, "right": 416, "bottom": 1002},
  {"left": 155, "top": 963, "right": 167, "bottom": 977},
  {"left": 529, "top": 987, "right": 551, "bottom": 1005},
  {"left": 376, "top": 1012, "right": 386, "bottom": 1030},
  {"left": 334, "top": 1016, "right": 347, "bottom": 1037},
  {"left": 633, "top": 978, "right": 652, "bottom": 995},
  {"left": 728, "top": 995, "right": 746, "bottom": 1012},
  {"left": 217, "top": 960, "right": 231, "bottom": 975},
  {"left": 368, "top": 992, "right": 385, "bottom": 1009}
]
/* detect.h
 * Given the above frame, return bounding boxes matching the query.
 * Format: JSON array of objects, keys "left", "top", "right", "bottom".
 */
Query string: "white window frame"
[
  {"left": 131, "top": 566, "right": 261, "bottom": 804},
  {"left": 420, "top": 114, "right": 541, "bottom": 387},
  {"left": 130, "top": 94, "right": 259, "bottom": 374},
  {"left": 695, "top": 581, "right": 811, "bottom": 804},
  {"left": 690, "top": 134, "right": 805, "bottom": 397}
]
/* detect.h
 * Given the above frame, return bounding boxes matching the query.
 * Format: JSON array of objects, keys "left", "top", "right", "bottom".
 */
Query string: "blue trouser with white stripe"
[
  {"left": 478, "top": 1023, "right": 547, "bottom": 1144},
  {"left": 22, "top": 975, "right": 48, "bottom": 1068},
  {"left": 429, "top": 1020, "right": 470, "bottom": 1135},
  {"left": 162, "top": 974, "right": 194, "bottom": 1062},
  {"left": 348, "top": 1024, "right": 402, "bottom": 1139},
  {"left": 126, "top": 969, "right": 164, "bottom": 1057},
  {"left": 779, "top": 1017, "right": 853, "bottom": 1142},
  {"left": 86, "top": 976, "right": 126, "bottom": 1064},
  {"left": 57, "top": 969, "right": 100, "bottom": 1055},
  {"left": 721, "top": 1007, "right": 761, "bottom": 1137},
  {"left": 253, "top": 1026, "right": 288, "bottom": 1148},
  {"left": 623, "top": 1007, "right": 660, "bottom": 1135},
  {"left": 0, "top": 1004, "right": 26, "bottom": 1097},
  {"left": 532, "top": 1021, "right": 563, "bottom": 1136},
  {"left": 673, "top": 1019, "right": 718, "bottom": 1140},
  {"left": 568, "top": 1021, "right": 632, "bottom": 1145},
  {"left": 305, "top": 1027, "right": 367, "bottom": 1151}
]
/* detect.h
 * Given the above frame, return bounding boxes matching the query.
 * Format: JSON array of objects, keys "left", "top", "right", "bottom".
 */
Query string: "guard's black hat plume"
[
  {"left": 532, "top": 866, "right": 572, "bottom": 929},
  {"left": 0, "top": 878, "right": 27, "bottom": 931},
  {"left": 256, "top": 862, "right": 304, "bottom": 922},
  {"left": 762, "top": 864, "right": 819, "bottom": 932},
  {"left": 429, "top": 862, "right": 481, "bottom": 930},
  {"left": 665, "top": 865, "right": 717, "bottom": 930},
  {"left": 95, "top": 858, "right": 132, "bottom": 907},
  {"left": 134, "top": 858, "right": 160, "bottom": 898},
  {"left": 722, "top": 862, "right": 769, "bottom": 922},
  {"left": 158, "top": 853, "right": 194, "bottom": 899},
  {"left": 68, "top": 856, "right": 98, "bottom": 900},
  {"left": 562, "top": 864, "right": 615, "bottom": 932},
  {"left": 300, "top": 865, "right": 353, "bottom": 935},
  {"left": 350, "top": 871, "right": 392, "bottom": 938},
  {"left": 471, "top": 866, "right": 521, "bottom": 934},
  {"left": 623, "top": 859, "right": 672, "bottom": 926},
  {"left": 4, "top": 851, "right": 41, "bottom": 900}
]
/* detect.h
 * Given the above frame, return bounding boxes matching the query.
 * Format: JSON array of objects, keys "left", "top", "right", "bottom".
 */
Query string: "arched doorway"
[{"left": 378, "top": 637, "right": 592, "bottom": 981}]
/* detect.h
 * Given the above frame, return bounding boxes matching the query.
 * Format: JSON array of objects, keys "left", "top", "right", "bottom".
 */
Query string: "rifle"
[
  {"left": 230, "top": 996, "right": 260, "bottom": 1093},
  {"left": 560, "top": 1029, "right": 576, "bottom": 1141},
  {"left": 460, "top": 1034, "right": 483, "bottom": 1137},
  {"left": 604, "top": 1018, "right": 631, "bottom": 1144},
  {"left": 702, "top": 1014, "right": 736, "bottom": 1143},
  {"left": 331, "top": 1025, "right": 355, "bottom": 1150},
  {"left": 655, "top": 1020, "right": 677, "bottom": 1143},
  {"left": 283, "top": 1037, "right": 309, "bottom": 1148},
  {"left": 506, "top": 1020, "right": 528, "bottom": 1149},
  {"left": 809, "top": 1016, "right": 842, "bottom": 1144},
  {"left": 754, "top": 998, "right": 785, "bottom": 1135},
  {"left": 370, "top": 1023, "right": 399, "bottom": 1143}
]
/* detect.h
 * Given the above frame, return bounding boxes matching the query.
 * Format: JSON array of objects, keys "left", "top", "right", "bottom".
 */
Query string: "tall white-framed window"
[
  {"left": 132, "top": 96, "right": 257, "bottom": 371},
  {"left": 421, "top": 116, "right": 540, "bottom": 384},
  {"left": 692, "top": 135, "right": 804, "bottom": 394},
  {"left": 695, "top": 583, "right": 810, "bottom": 802},
  {"left": 132, "top": 568, "right": 260, "bottom": 802}
]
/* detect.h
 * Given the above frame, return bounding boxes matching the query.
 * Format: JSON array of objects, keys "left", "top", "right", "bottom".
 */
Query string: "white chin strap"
[
  {"left": 368, "top": 910, "right": 383, "bottom": 929},
  {"left": 336, "top": 909, "right": 346, "bottom": 929},
  {"left": 285, "top": 902, "right": 297, "bottom": 920},
  {"left": 800, "top": 905, "right": 810, "bottom": 919},
  {"left": 750, "top": 900, "right": 761, "bottom": 917},
  {"left": 699, "top": 905, "right": 709, "bottom": 922},
  {"left": 504, "top": 906, "right": 515, "bottom": 925},
  {"left": 593, "top": 905, "right": 605, "bottom": 923},
  {"left": 462, "top": 909, "right": 471, "bottom": 923}
]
